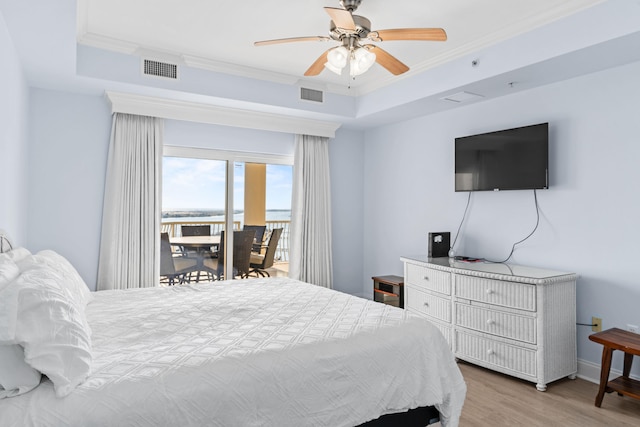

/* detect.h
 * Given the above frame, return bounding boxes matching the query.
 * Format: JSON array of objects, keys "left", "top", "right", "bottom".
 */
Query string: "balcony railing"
[
  {"left": 265, "top": 220, "right": 290, "bottom": 262},
  {"left": 161, "top": 220, "right": 241, "bottom": 238},
  {"left": 161, "top": 220, "right": 290, "bottom": 262}
]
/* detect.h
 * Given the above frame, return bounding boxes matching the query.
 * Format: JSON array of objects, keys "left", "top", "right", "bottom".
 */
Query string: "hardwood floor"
[{"left": 439, "top": 361, "right": 640, "bottom": 426}]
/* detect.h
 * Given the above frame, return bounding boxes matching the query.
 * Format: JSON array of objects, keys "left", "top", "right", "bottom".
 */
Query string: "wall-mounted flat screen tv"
[{"left": 455, "top": 122, "right": 549, "bottom": 192}]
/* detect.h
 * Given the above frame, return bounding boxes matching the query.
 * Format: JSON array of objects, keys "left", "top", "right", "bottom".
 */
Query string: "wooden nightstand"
[
  {"left": 589, "top": 328, "right": 640, "bottom": 407},
  {"left": 372, "top": 275, "right": 404, "bottom": 308}
]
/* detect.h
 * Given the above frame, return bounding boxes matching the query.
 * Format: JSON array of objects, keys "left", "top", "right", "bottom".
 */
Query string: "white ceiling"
[
  {"left": 77, "top": 0, "right": 606, "bottom": 95},
  {"left": 3, "top": 0, "right": 640, "bottom": 129}
]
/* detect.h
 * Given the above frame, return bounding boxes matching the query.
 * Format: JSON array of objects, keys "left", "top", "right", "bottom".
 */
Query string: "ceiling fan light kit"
[
  {"left": 254, "top": 0, "right": 447, "bottom": 78},
  {"left": 324, "top": 45, "right": 376, "bottom": 77},
  {"left": 349, "top": 47, "right": 376, "bottom": 76},
  {"left": 325, "top": 46, "right": 349, "bottom": 74}
]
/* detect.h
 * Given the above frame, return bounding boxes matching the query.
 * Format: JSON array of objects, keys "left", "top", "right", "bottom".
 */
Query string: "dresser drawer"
[
  {"left": 455, "top": 303, "right": 537, "bottom": 344},
  {"left": 455, "top": 275, "right": 536, "bottom": 311},
  {"left": 455, "top": 330, "right": 537, "bottom": 377},
  {"left": 406, "top": 264, "right": 451, "bottom": 295},
  {"left": 406, "top": 286, "right": 451, "bottom": 323}
]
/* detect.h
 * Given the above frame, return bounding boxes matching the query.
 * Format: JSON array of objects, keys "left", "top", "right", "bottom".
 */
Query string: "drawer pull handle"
[
  {"left": 485, "top": 289, "right": 494, "bottom": 295},
  {"left": 487, "top": 349, "right": 495, "bottom": 356},
  {"left": 423, "top": 276, "right": 430, "bottom": 281},
  {"left": 423, "top": 302, "right": 429, "bottom": 307},
  {"left": 486, "top": 319, "right": 495, "bottom": 326}
]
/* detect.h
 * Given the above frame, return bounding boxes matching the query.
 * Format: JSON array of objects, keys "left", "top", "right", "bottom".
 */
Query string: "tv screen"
[{"left": 455, "top": 123, "right": 549, "bottom": 192}]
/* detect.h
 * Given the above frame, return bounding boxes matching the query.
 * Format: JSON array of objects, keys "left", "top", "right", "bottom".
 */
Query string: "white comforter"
[{"left": 0, "top": 277, "right": 465, "bottom": 426}]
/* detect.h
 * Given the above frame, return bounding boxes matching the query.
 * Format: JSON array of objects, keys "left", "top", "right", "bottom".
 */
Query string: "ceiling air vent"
[
  {"left": 143, "top": 59, "right": 178, "bottom": 79},
  {"left": 300, "top": 87, "right": 323, "bottom": 103},
  {"left": 440, "top": 91, "right": 484, "bottom": 103}
]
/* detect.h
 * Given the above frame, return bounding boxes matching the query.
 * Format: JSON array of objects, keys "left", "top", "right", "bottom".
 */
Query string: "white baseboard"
[
  {"left": 577, "top": 358, "right": 639, "bottom": 384},
  {"left": 577, "top": 359, "right": 602, "bottom": 384}
]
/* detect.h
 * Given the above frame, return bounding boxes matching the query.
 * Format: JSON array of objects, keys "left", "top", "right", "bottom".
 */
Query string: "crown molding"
[
  {"left": 77, "top": 32, "right": 139, "bottom": 55},
  {"left": 182, "top": 55, "right": 299, "bottom": 86},
  {"left": 105, "top": 91, "right": 341, "bottom": 138},
  {"left": 183, "top": 55, "right": 358, "bottom": 96}
]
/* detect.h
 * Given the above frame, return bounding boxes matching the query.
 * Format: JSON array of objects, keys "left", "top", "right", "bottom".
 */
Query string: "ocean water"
[{"left": 162, "top": 210, "right": 291, "bottom": 224}]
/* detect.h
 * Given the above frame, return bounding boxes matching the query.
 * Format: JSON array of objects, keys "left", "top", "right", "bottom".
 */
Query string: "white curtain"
[
  {"left": 97, "top": 113, "right": 162, "bottom": 290},
  {"left": 289, "top": 134, "right": 333, "bottom": 288}
]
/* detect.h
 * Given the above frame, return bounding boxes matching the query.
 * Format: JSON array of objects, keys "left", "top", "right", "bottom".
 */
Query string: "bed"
[{"left": 0, "top": 239, "right": 465, "bottom": 426}]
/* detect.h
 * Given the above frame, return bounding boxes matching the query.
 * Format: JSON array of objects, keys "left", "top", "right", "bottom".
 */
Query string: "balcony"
[{"left": 161, "top": 219, "right": 290, "bottom": 279}]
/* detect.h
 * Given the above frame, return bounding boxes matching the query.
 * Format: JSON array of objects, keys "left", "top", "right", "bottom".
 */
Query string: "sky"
[{"left": 162, "top": 157, "right": 292, "bottom": 211}]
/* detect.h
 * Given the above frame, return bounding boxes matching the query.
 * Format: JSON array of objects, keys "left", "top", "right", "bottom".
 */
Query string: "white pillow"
[
  {"left": 0, "top": 257, "right": 40, "bottom": 398},
  {"left": 0, "top": 248, "right": 42, "bottom": 399},
  {"left": 0, "top": 263, "right": 92, "bottom": 398},
  {"left": 0, "top": 344, "right": 41, "bottom": 398},
  {"left": 18, "top": 250, "right": 92, "bottom": 308},
  {"left": 0, "top": 248, "right": 31, "bottom": 292},
  {"left": 0, "top": 257, "right": 20, "bottom": 337},
  {"left": 0, "top": 247, "right": 32, "bottom": 264},
  {"left": 0, "top": 255, "right": 20, "bottom": 291}
]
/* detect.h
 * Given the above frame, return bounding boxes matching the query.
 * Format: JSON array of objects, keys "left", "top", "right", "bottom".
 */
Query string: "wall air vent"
[
  {"left": 143, "top": 59, "right": 178, "bottom": 79},
  {"left": 300, "top": 87, "right": 324, "bottom": 103}
]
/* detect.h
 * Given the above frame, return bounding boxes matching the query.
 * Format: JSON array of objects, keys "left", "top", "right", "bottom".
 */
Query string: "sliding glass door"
[
  {"left": 161, "top": 156, "right": 228, "bottom": 281},
  {"left": 161, "top": 147, "right": 292, "bottom": 282}
]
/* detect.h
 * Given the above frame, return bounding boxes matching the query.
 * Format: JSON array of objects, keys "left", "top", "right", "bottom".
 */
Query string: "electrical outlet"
[
  {"left": 628, "top": 324, "right": 639, "bottom": 334},
  {"left": 592, "top": 316, "right": 602, "bottom": 332}
]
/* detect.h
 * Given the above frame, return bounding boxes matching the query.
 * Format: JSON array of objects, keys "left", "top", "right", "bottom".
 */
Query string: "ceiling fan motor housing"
[
  {"left": 329, "top": 15, "right": 371, "bottom": 41},
  {"left": 340, "top": 0, "right": 362, "bottom": 12}
]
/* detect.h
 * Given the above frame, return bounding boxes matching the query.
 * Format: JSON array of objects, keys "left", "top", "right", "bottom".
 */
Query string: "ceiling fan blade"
[
  {"left": 366, "top": 45, "right": 409, "bottom": 75},
  {"left": 304, "top": 49, "right": 330, "bottom": 76},
  {"left": 369, "top": 28, "right": 447, "bottom": 42},
  {"left": 254, "top": 36, "right": 331, "bottom": 46},
  {"left": 324, "top": 7, "right": 356, "bottom": 31}
]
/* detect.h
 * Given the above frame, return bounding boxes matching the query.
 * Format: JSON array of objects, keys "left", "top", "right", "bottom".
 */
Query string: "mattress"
[{"left": 0, "top": 277, "right": 465, "bottom": 426}]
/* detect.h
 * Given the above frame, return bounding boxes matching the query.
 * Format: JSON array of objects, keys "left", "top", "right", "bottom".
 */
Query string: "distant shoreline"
[
  {"left": 162, "top": 209, "right": 290, "bottom": 219},
  {"left": 162, "top": 209, "right": 291, "bottom": 224}
]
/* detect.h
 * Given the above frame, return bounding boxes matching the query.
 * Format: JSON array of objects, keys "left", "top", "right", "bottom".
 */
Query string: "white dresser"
[{"left": 401, "top": 255, "right": 577, "bottom": 391}]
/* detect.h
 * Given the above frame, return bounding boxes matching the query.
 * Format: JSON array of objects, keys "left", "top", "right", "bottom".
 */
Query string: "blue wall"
[
  {"left": 329, "top": 128, "right": 365, "bottom": 296},
  {"left": 0, "top": 10, "right": 29, "bottom": 244},
  {"left": 362, "top": 59, "right": 640, "bottom": 377},
  {"left": 26, "top": 89, "right": 111, "bottom": 288}
]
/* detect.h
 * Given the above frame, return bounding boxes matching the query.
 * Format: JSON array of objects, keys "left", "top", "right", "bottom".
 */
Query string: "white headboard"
[{"left": 0, "top": 229, "right": 14, "bottom": 253}]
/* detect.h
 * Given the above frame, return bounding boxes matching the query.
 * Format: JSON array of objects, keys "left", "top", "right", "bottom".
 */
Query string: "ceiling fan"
[{"left": 254, "top": 0, "right": 447, "bottom": 78}]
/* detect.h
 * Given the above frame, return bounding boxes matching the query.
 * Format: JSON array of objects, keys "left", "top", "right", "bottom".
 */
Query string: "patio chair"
[
  {"left": 178, "top": 224, "right": 211, "bottom": 257},
  {"left": 204, "top": 229, "right": 255, "bottom": 280},
  {"left": 243, "top": 224, "right": 266, "bottom": 253},
  {"left": 181, "top": 225, "right": 211, "bottom": 236},
  {"left": 248, "top": 228, "right": 283, "bottom": 277},
  {"left": 160, "top": 232, "right": 198, "bottom": 285}
]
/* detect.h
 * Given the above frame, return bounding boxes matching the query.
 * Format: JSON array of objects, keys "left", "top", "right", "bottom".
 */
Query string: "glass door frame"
[{"left": 163, "top": 145, "right": 293, "bottom": 279}]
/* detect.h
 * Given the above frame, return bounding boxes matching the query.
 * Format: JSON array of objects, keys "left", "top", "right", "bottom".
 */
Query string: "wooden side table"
[
  {"left": 589, "top": 327, "right": 640, "bottom": 407},
  {"left": 372, "top": 275, "right": 404, "bottom": 308}
]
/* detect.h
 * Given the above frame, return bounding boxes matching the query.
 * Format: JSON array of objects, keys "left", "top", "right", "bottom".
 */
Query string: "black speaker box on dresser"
[{"left": 428, "top": 232, "right": 450, "bottom": 258}]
